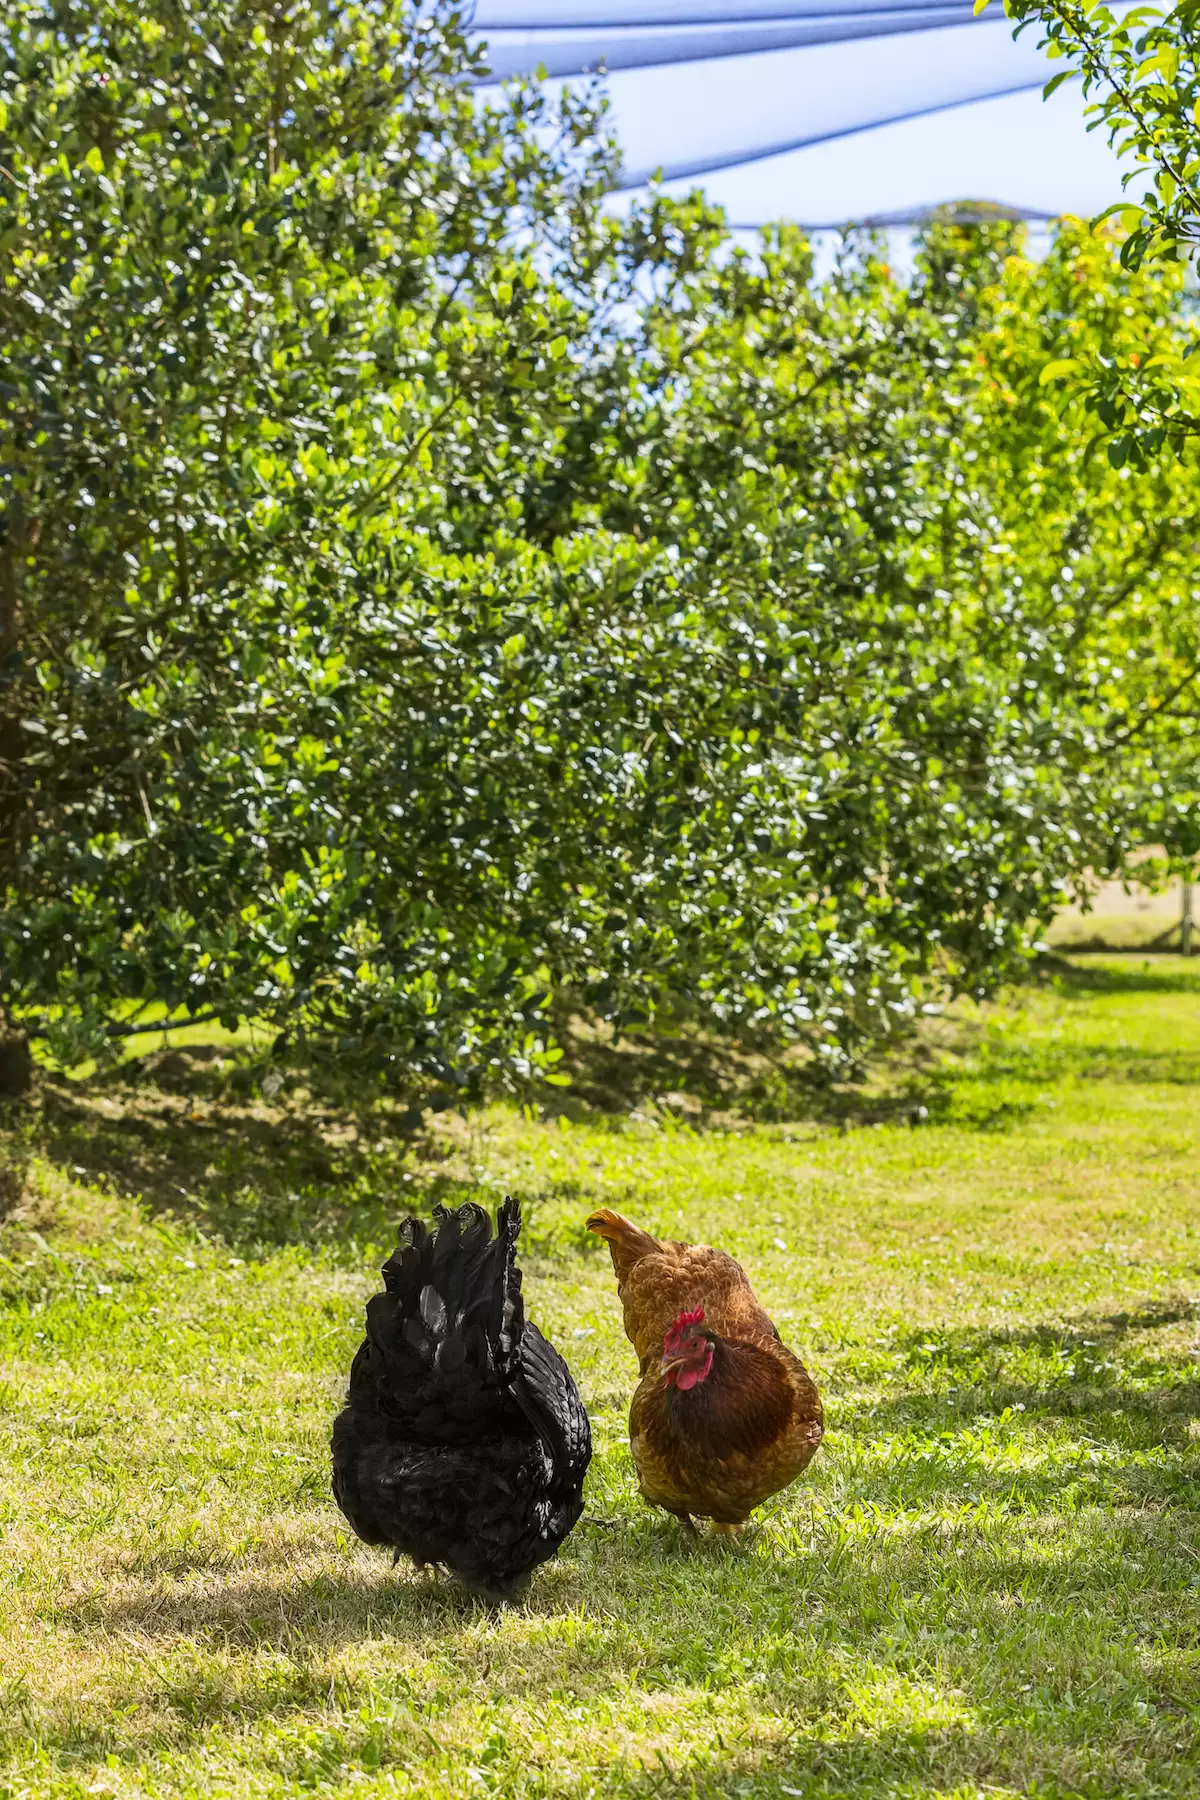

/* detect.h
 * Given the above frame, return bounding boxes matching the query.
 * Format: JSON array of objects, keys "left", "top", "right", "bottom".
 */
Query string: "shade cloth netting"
[{"left": 468, "top": 1, "right": 1127, "bottom": 226}]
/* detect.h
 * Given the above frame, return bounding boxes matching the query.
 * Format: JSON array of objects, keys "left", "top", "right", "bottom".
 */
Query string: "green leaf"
[{"left": 1038, "top": 358, "right": 1082, "bottom": 385}]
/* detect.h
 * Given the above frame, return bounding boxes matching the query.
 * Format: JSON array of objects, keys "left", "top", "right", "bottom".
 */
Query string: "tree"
[
  {"left": 0, "top": 0, "right": 628, "bottom": 1079},
  {"left": 592, "top": 211, "right": 1200, "bottom": 1016},
  {"left": 4, "top": 6, "right": 1198, "bottom": 1091}
]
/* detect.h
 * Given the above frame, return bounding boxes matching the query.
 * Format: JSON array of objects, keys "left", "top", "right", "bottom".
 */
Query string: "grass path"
[{"left": 1, "top": 957, "right": 1199, "bottom": 1798}]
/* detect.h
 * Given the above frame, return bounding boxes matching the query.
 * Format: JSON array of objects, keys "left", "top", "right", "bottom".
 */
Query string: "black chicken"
[{"left": 331, "top": 1196, "right": 591, "bottom": 1601}]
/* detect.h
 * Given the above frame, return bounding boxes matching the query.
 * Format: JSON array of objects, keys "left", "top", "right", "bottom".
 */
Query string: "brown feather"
[
  {"left": 585, "top": 1208, "right": 663, "bottom": 1288},
  {"left": 586, "top": 1208, "right": 780, "bottom": 1367}
]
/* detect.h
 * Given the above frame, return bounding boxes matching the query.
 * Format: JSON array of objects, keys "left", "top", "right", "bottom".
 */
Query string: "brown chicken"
[{"left": 586, "top": 1207, "right": 823, "bottom": 1534}]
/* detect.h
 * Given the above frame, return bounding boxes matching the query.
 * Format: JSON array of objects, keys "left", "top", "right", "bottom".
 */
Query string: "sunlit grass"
[{"left": 1, "top": 956, "right": 1198, "bottom": 1797}]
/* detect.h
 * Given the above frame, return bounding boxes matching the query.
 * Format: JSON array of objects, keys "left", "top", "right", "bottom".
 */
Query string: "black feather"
[{"left": 331, "top": 1196, "right": 592, "bottom": 1601}]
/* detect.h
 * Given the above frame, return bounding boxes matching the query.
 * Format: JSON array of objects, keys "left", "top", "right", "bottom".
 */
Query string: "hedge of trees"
[{"left": 2, "top": 0, "right": 1198, "bottom": 1091}]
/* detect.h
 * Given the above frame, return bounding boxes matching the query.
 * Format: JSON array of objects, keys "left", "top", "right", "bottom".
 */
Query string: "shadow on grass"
[
  {"left": 82, "top": 1563, "right": 531, "bottom": 1647},
  {"left": 1040, "top": 953, "right": 1200, "bottom": 997},
  {"left": 5, "top": 941, "right": 1200, "bottom": 1254},
  {"left": 845, "top": 1298, "right": 1200, "bottom": 1422},
  {"left": 0, "top": 1048, "right": 1006, "bottom": 1258},
  {"left": 13, "top": 1068, "right": 1023, "bottom": 1263},
  {"left": 971, "top": 1040, "right": 1200, "bottom": 1086},
  {"left": 4, "top": 1071, "right": 479, "bottom": 1255},
  {"left": 878, "top": 1295, "right": 1199, "bottom": 1369},
  {"left": 608, "top": 1728, "right": 1192, "bottom": 1800},
  {"left": 523, "top": 1016, "right": 1035, "bottom": 1135},
  {"left": 31, "top": 1288, "right": 1200, "bottom": 1796},
  {"left": 57, "top": 1495, "right": 1200, "bottom": 1796},
  {"left": 0, "top": 1115, "right": 30, "bottom": 1223},
  {"left": 826, "top": 1299, "right": 1200, "bottom": 1522}
]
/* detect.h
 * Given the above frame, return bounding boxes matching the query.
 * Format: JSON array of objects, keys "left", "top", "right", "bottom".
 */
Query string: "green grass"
[{"left": 1, "top": 955, "right": 1199, "bottom": 1799}]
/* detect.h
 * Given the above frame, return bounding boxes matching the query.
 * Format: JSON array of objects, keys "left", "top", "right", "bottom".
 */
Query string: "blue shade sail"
[
  {"left": 624, "top": 84, "right": 1126, "bottom": 226},
  {"left": 469, "top": 1, "right": 969, "bottom": 21},
  {"left": 475, "top": 10, "right": 976, "bottom": 82},
  {"left": 469, "top": 3, "right": 1129, "bottom": 222}
]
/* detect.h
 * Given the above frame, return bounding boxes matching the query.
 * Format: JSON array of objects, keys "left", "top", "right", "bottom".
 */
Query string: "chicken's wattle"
[{"left": 671, "top": 1345, "right": 714, "bottom": 1391}]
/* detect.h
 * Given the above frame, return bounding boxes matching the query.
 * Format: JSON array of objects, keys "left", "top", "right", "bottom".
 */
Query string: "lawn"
[{"left": 1, "top": 956, "right": 1198, "bottom": 1800}]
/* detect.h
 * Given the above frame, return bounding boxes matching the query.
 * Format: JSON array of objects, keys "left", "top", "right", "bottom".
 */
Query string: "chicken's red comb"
[{"left": 663, "top": 1304, "right": 706, "bottom": 1354}]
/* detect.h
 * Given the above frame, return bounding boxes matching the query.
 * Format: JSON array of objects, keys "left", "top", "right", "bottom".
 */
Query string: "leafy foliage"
[
  {"left": 997, "top": 0, "right": 1200, "bottom": 456},
  {"left": 594, "top": 212, "right": 1200, "bottom": 1002},
  {"left": 2, "top": 2, "right": 1198, "bottom": 1089},
  {"left": 0, "top": 0, "right": 627, "bottom": 1079}
]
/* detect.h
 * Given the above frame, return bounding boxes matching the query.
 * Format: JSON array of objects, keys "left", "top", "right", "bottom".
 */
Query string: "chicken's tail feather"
[
  {"left": 585, "top": 1207, "right": 662, "bottom": 1285},
  {"left": 495, "top": 1194, "right": 523, "bottom": 1359},
  {"left": 371, "top": 1197, "right": 526, "bottom": 1383}
]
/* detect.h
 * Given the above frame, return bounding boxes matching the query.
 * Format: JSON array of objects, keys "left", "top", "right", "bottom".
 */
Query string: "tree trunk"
[{"left": 0, "top": 1028, "right": 32, "bottom": 1096}]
